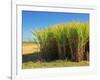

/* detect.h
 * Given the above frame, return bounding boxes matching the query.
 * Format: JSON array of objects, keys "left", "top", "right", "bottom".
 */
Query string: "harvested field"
[{"left": 22, "top": 42, "right": 40, "bottom": 55}]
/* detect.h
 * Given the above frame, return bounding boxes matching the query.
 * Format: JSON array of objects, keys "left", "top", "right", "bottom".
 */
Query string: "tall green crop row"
[{"left": 32, "top": 22, "right": 89, "bottom": 62}]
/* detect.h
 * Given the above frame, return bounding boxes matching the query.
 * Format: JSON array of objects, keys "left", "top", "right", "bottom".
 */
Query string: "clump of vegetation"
[{"left": 32, "top": 22, "right": 89, "bottom": 62}]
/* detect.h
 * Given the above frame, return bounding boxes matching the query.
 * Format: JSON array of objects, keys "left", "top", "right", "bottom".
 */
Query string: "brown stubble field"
[{"left": 22, "top": 42, "right": 40, "bottom": 55}]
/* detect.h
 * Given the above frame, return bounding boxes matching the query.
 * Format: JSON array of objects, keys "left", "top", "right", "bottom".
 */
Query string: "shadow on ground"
[{"left": 22, "top": 52, "right": 58, "bottom": 63}]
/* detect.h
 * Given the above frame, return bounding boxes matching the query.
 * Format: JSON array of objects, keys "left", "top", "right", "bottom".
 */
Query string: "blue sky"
[{"left": 22, "top": 11, "right": 89, "bottom": 41}]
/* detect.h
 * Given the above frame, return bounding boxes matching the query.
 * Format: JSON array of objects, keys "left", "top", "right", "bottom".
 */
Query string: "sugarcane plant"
[
  {"left": 32, "top": 28, "right": 49, "bottom": 61},
  {"left": 32, "top": 22, "right": 89, "bottom": 62}
]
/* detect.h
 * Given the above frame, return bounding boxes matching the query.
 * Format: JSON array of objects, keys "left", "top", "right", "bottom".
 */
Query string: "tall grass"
[{"left": 32, "top": 22, "right": 89, "bottom": 62}]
